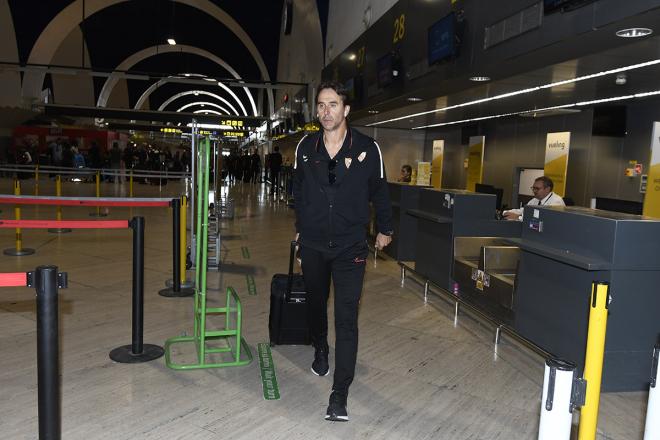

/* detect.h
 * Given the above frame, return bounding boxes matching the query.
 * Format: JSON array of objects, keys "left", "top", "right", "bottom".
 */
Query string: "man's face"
[
  {"left": 317, "top": 88, "right": 349, "bottom": 132},
  {"left": 532, "top": 181, "right": 551, "bottom": 200}
]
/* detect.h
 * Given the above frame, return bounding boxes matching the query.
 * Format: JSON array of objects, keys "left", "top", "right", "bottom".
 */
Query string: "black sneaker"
[
  {"left": 311, "top": 346, "right": 329, "bottom": 377},
  {"left": 325, "top": 391, "right": 349, "bottom": 422}
]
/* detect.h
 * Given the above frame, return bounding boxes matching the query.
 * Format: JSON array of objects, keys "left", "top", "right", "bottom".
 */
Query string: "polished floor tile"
[{"left": 0, "top": 177, "right": 649, "bottom": 439}]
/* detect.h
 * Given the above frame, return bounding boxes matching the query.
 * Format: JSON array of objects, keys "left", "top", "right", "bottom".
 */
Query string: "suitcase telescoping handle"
[{"left": 286, "top": 240, "right": 297, "bottom": 299}]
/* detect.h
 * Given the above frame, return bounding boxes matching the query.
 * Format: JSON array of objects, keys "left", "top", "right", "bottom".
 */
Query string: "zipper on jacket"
[{"left": 328, "top": 203, "right": 336, "bottom": 248}]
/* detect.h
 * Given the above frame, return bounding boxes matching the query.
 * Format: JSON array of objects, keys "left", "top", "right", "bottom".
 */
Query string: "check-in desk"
[
  {"left": 453, "top": 237, "right": 520, "bottom": 325},
  {"left": 385, "top": 183, "right": 428, "bottom": 262},
  {"left": 408, "top": 189, "right": 521, "bottom": 291},
  {"left": 514, "top": 206, "right": 660, "bottom": 391}
]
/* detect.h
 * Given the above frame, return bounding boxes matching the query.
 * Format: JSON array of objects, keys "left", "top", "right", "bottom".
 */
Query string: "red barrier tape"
[
  {"left": 0, "top": 272, "right": 27, "bottom": 287},
  {"left": 0, "top": 219, "right": 130, "bottom": 229},
  {"left": 0, "top": 196, "right": 170, "bottom": 207}
]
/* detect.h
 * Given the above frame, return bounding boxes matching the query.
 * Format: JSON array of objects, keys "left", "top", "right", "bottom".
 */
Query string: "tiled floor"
[{"left": 0, "top": 176, "right": 649, "bottom": 439}]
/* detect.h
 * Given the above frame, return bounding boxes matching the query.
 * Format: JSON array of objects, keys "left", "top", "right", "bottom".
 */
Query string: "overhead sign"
[
  {"left": 223, "top": 131, "right": 245, "bottom": 138},
  {"left": 221, "top": 119, "right": 244, "bottom": 128},
  {"left": 643, "top": 122, "right": 660, "bottom": 218},
  {"left": 544, "top": 132, "right": 571, "bottom": 197},
  {"left": 161, "top": 127, "right": 182, "bottom": 134},
  {"left": 431, "top": 140, "right": 444, "bottom": 189},
  {"left": 466, "top": 136, "right": 485, "bottom": 191}
]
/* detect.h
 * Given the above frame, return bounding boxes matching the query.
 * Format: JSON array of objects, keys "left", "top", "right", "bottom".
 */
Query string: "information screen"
[
  {"left": 377, "top": 53, "right": 394, "bottom": 88},
  {"left": 427, "top": 13, "right": 455, "bottom": 65},
  {"left": 544, "top": 0, "right": 595, "bottom": 14}
]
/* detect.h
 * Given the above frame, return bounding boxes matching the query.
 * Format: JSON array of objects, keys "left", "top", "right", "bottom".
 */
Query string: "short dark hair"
[
  {"left": 401, "top": 164, "right": 412, "bottom": 174},
  {"left": 535, "top": 176, "right": 554, "bottom": 190},
  {"left": 316, "top": 81, "right": 350, "bottom": 106},
  {"left": 274, "top": 146, "right": 280, "bottom": 152}
]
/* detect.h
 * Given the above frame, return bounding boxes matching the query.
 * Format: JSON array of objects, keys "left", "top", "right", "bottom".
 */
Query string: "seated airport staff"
[
  {"left": 397, "top": 164, "right": 412, "bottom": 183},
  {"left": 503, "top": 176, "right": 565, "bottom": 221}
]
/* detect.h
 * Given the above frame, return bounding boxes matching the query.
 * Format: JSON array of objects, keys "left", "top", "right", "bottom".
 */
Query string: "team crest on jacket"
[
  {"left": 302, "top": 154, "right": 308, "bottom": 162},
  {"left": 358, "top": 151, "right": 367, "bottom": 162},
  {"left": 345, "top": 157, "right": 352, "bottom": 168}
]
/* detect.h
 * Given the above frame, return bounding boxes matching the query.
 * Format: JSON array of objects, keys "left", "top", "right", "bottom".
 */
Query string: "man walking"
[
  {"left": 292, "top": 81, "right": 393, "bottom": 422},
  {"left": 269, "top": 146, "right": 283, "bottom": 194}
]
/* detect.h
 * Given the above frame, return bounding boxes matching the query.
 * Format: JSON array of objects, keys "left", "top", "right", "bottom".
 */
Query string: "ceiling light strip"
[
  {"left": 193, "top": 109, "right": 222, "bottom": 116},
  {"left": 368, "top": 58, "right": 660, "bottom": 127},
  {"left": 411, "top": 89, "right": 660, "bottom": 130},
  {"left": 177, "top": 101, "right": 230, "bottom": 115}
]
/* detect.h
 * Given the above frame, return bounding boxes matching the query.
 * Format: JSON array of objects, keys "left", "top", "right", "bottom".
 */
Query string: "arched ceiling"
[{"left": 8, "top": 0, "right": 284, "bottom": 115}]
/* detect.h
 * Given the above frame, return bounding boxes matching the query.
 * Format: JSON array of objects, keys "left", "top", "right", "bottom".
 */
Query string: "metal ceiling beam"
[{"left": 40, "top": 104, "right": 265, "bottom": 126}]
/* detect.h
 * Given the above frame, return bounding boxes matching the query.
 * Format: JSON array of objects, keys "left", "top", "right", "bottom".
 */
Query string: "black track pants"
[{"left": 300, "top": 241, "right": 369, "bottom": 395}]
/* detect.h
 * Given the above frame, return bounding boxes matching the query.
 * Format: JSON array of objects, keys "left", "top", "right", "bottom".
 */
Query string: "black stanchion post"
[
  {"left": 34, "top": 265, "right": 62, "bottom": 440},
  {"left": 109, "top": 217, "right": 164, "bottom": 363},
  {"left": 159, "top": 199, "right": 193, "bottom": 297}
]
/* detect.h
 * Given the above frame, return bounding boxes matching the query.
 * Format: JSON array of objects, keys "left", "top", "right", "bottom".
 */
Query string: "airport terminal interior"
[{"left": 2, "top": 1, "right": 660, "bottom": 439}]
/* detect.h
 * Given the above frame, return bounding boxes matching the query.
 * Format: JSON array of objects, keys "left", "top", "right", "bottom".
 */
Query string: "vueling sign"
[
  {"left": 544, "top": 132, "right": 571, "bottom": 197},
  {"left": 643, "top": 123, "right": 660, "bottom": 218},
  {"left": 548, "top": 141, "right": 566, "bottom": 150}
]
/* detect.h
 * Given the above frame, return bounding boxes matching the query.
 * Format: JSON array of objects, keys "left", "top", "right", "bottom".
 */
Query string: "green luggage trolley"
[{"left": 165, "top": 137, "right": 252, "bottom": 369}]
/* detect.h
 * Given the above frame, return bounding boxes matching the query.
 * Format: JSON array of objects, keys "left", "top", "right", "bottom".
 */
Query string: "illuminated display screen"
[
  {"left": 223, "top": 131, "right": 245, "bottom": 137},
  {"left": 221, "top": 119, "right": 244, "bottom": 127},
  {"left": 543, "top": 0, "right": 595, "bottom": 13},
  {"left": 428, "top": 13, "right": 456, "bottom": 65}
]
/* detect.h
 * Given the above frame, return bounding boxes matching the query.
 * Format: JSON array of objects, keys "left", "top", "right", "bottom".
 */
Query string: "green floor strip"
[
  {"left": 257, "top": 343, "right": 280, "bottom": 400},
  {"left": 246, "top": 274, "right": 257, "bottom": 296}
]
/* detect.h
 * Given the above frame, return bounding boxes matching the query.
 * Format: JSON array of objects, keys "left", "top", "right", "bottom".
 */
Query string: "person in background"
[
  {"left": 269, "top": 146, "right": 283, "bottom": 194},
  {"left": 397, "top": 164, "right": 412, "bottom": 183},
  {"left": 503, "top": 175, "right": 565, "bottom": 221},
  {"left": 110, "top": 142, "right": 121, "bottom": 182},
  {"left": 250, "top": 148, "right": 261, "bottom": 183},
  {"left": 72, "top": 147, "right": 85, "bottom": 169}
]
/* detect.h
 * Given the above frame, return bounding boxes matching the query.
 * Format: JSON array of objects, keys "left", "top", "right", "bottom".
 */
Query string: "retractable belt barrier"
[
  {"left": 0, "top": 195, "right": 188, "bottom": 306},
  {"left": 3, "top": 179, "right": 34, "bottom": 256},
  {"left": 0, "top": 164, "right": 191, "bottom": 180},
  {"left": 1, "top": 217, "right": 163, "bottom": 363},
  {"left": 0, "top": 219, "right": 129, "bottom": 229},
  {"left": 1, "top": 217, "right": 166, "bottom": 437},
  {"left": 0, "top": 195, "right": 171, "bottom": 207},
  {"left": 1, "top": 266, "right": 68, "bottom": 440}
]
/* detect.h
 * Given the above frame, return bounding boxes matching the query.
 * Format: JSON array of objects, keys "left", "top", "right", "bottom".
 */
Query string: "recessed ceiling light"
[
  {"left": 348, "top": 54, "right": 357, "bottom": 60},
  {"left": 407, "top": 97, "right": 423, "bottom": 102},
  {"left": 368, "top": 58, "right": 660, "bottom": 127},
  {"left": 616, "top": 28, "right": 653, "bottom": 38},
  {"left": 367, "top": 110, "right": 379, "bottom": 114},
  {"left": 411, "top": 89, "right": 660, "bottom": 130},
  {"left": 167, "top": 38, "right": 177, "bottom": 45},
  {"left": 469, "top": 76, "right": 491, "bottom": 82}
]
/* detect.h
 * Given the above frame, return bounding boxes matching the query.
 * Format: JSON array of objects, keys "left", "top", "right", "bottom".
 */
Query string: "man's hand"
[
  {"left": 294, "top": 233, "right": 301, "bottom": 265},
  {"left": 503, "top": 211, "right": 520, "bottom": 221},
  {"left": 375, "top": 233, "right": 392, "bottom": 250}
]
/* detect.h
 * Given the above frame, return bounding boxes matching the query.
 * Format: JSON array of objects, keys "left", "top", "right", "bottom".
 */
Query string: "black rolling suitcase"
[{"left": 269, "top": 241, "right": 311, "bottom": 346}]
